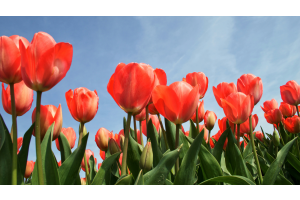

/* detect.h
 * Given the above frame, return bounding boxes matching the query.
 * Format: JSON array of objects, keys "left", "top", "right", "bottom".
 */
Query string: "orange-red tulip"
[
  {"left": 261, "top": 99, "right": 278, "bottom": 113},
  {"left": 204, "top": 110, "right": 217, "bottom": 131},
  {"left": 135, "top": 108, "right": 147, "bottom": 121},
  {"left": 95, "top": 128, "right": 113, "bottom": 151},
  {"left": 185, "top": 72, "right": 208, "bottom": 99},
  {"left": 20, "top": 32, "right": 73, "bottom": 92},
  {"left": 213, "top": 82, "right": 237, "bottom": 108},
  {"left": 199, "top": 124, "right": 209, "bottom": 143},
  {"left": 253, "top": 131, "right": 264, "bottom": 142},
  {"left": 107, "top": 63, "right": 156, "bottom": 115},
  {"left": 283, "top": 116, "right": 300, "bottom": 134},
  {"left": 184, "top": 130, "right": 189, "bottom": 137},
  {"left": 279, "top": 102, "right": 296, "bottom": 118},
  {"left": 142, "top": 114, "right": 160, "bottom": 136},
  {"left": 264, "top": 109, "right": 283, "bottom": 125},
  {"left": 55, "top": 127, "right": 77, "bottom": 151},
  {"left": 211, "top": 130, "right": 228, "bottom": 150},
  {"left": 81, "top": 149, "right": 97, "bottom": 172},
  {"left": 280, "top": 80, "right": 300, "bottom": 106},
  {"left": 221, "top": 92, "right": 254, "bottom": 124},
  {"left": 152, "top": 81, "right": 200, "bottom": 124},
  {"left": 17, "top": 137, "right": 23, "bottom": 154},
  {"left": 2, "top": 81, "right": 33, "bottom": 116},
  {"left": 65, "top": 87, "right": 99, "bottom": 123},
  {"left": 148, "top": 68, "right": 167, "bottom": 104},
  {"left": 240, "top": 114, "right": 259, "bottom": 135},
  {"left": 58, "top": 161, "right": 61, "bottom": 167},
  {"left": 0, "top": 35, "right": 29, "bottom": 84},
  {"left": 191, "top": 100, "right": 204, "bottom": 123},
  {"left": 32, "top": 104, "right": 62, "bottom": 141},
  {"left": 24, "top": 161, "right": 35, "bottom": 178},
  {"left": 115, "top": 130, "right": 124, "bottom": 148},
  {"left": 218, "top": 116, "right": 235, "bottom": 133},
  {"left": 237, "top": 74, "right": 263, "bottom": 105},
  {"left": 100, "top": 149, "right": 106, "bottom": 161},
  {"left": 148, "top": 103, "right": 159, "bottom": 115}
]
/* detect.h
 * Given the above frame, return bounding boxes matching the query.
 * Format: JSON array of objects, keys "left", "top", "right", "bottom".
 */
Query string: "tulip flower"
[
  {"left": 218, "top": 116, "right": 235, "bottom": 134},
  {"left": 135, "top": 108, "right": 147, "bottom": 121},
  {"left": 81, "top": 178, "right": 86, "bottom": 185},
  {"left": 100, "top": 149, "right": 106, "bottom": 161},
  {"left": 199, "top": 124, "right": 209, "bottom": 143},
  {"left": 261, "top": 99, "right": 278, "bottom": 113},
  {"left": 237, "top": 74, "right": 263, "bottom": 105},
  {"left": 98, "top": 163, "right": 102, "bottom": 170},
  {"left": 253, "top": 131, "right": 264, "bottom": 142},
  {"left": 24, "top": 161, "right": 35, "bottom": 178},
  {"left": 191, "top": 100, "right": 205, "bottom": 123},
  {"left": 148, "top": 103, "right": 159, "bottom": 115},
  {"left": 109, "top": 138, "right": 121, "bottom": 155},
  {"left": 95, "top": 128, "right": 113, "bottom": 151},
  {"left": 204, "top": 110, "right": 217, "bottom": 131},
  {"left": 115, "top": 130, "right": 125, "bottom": 149},
  {"left": 213, "top": 82, "right": 237, "bottom": 108},
  {"left": 141, "top": 115, "right": 160, "bottom": 136},
  {"left": 58, "top": 161, "right": 61, "bottom": 167},
  {"left": 283, "top": 116, "right": 300, "bottom": 134},
  {"left": 17, "top": 137, "right": 23, "bottom": 154},
  {"left": 240, "top": 114, "right": 259, "bottom": 135},
  {"left": 2, "top": 81, "right": 33, "bottom": 116},
  {"left": 55, "top": 127, "right": 77, "bottom": 151},
  {"left": 279, "top": 102, "right": 296, "bottom": 118},
  {"left": 81, "top": 149, "right": 97, "bottom": 172},
  {"left": 264, "top": 109, "right": 283, "bottom": 125},
  {"left": 280, "top": 80, "right": 300, "bottom": 106},
  {"left": 184, "top": 130, "right": 190, "bottom": 137},
  {"left": 185, "top": 72, "right": 208, "bottom": 99},
  {"left": 149, "top": 68, "right": 167, "bottom": 104}
]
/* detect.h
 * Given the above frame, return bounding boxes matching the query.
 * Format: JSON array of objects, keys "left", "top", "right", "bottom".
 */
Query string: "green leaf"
[
  {"left": 144, "top": 145, "right": 182, "bottom": 185},
  {"left": 212, "top": 128, "right": 229, "bottom": 164},
  {"left": 174, "top": 129, "right": 204, "bottom": 185},
  {"left": 57, "top": 132, "right": 72, "bottom": 163},
  {"left": 89, "top": 155, "right": 96, "bottom": 183},
  {"left": 0, "top": 114, "right": 6, "bottom": 151},
  {"left": 286, "top": 152, "right": 300, "bottom": 174},
  {"left": 91, "top": 152, "right": 121, "bottom": 185},
  {"left": 279, "top": 121, "right": 289, "bottom": 144},
  {"left": 147, "top": 119, "right": 163, "bottom": 167},
  {"left": 164, "top": 118, "right": 176, "bottom": 150},
  {"left": 165, "top": 179, "right": 173, "bottom": 185},
  {"left": 243, "top": 137, "right": 253, "bottom": 158},
  {"left": 189, "top": 119, "right": 198, "bottom": 139},
  {"left": 58, "top": 132, "right": 89, "bottom": 185},
  {"left": 199, "top": 175, "right": 256, "bottom": 185},
  {"left": 127, "top": 132, "right": 143, "bottom": 179},
  {"left": 134, "top": 170, "right": 144, "bottom": 185},
  {"left": 263, "top": 137, "right": 297, "bottom": 185},
  {"left": 115, "top": 174, "right": 134, "bottom": 185},
  {"left": 179, "top": 129, "right": 190, "bottom": 164}
]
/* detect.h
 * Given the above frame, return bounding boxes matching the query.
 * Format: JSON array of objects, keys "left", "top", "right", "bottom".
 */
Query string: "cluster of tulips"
[{"left": 1, "top": 31, "right": 300, "bottom": 185}]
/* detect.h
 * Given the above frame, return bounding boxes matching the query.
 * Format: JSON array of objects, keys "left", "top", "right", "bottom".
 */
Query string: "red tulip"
[
  {"left": 107, "top": 63, "right": 156, "bottom": 115},
  {"left": 32, "top": 104, "right": 62, "bottom": 141},
  {"left": 58, "top": 161, "right": 61, "bottom": 167},
  {"left": 204, "top": 110, "right": 217, "bottom": 131},
  {"left": 81, "top": 178, "right": 86, "bottom": 185},
  {"left": 141, "top": 114, "right": 160, "bottom": 136},
  {"left": 17, "top": 137, "right": 23, "bottom": 154},
  {"left": 185, "top": 72, "right": 208, "bottom": 99},
  {"left": 182, "top": 78, "right": 186, "bottom": 82},
  {"left": 253, "top": 131, "right": 264, "bottom": 142},
  {"left": 211, "top": 130, "right": 228, "bottom": 150},
  {"left": 240, "top": 114, "right": 259, "bottom": 135},
  {"left": 199, "top": 124, "right": 209, "bottom": 143},
  {"left": 135, "top": 108, "right": 147, "bottom": 121},
  {"left": 264, "top": 109, "right": 283, "bottom": 125},
  {"left": 24, "top": 161, "right": 35, "bottom": 178},
  {"left": 20, "top": 32, "right": 73, "bottom": 92},
  {"left": 81, "top": 149, "right": 97, "bottom": 172},
  {"left": 148, "top": 68, "right": 167, "bottom": 104},
  {"left": 283, "top": 116, "right": 300, "bottom": 134},
  {"left": 98, "top": 163, "right": 102, "bottom": 170},
  {"left": 0, "top": 35, "right": 29, "bottom": 84},
  {"left": 100, "top": 149, "right": 106, "bottom": 161},
  {"left": 184, "top": 130, "right": 190, "bottom": 137},
  {"left": 55, "top": 127, "right": 77, "bottom": 151},
  {"left": 191, "top": 100, "right": 204, "bottom": 123},
  {"left": 148, "top": 103, "right": 159, "bottom": 115},
  {"left": 237, "top": 74, "right": 263, "bottom": 105},
  {"left": 218, "top": 116, "right": 235, "bottom": 133},
  {"left": 152, "top": 81, "right": 200, "bottom": 124},
  {"left": 65, "top": 87, "right": 99, "bottom": 123},
  {"left": 115, "top": 130, "right": 124, "bottom": 148},
  {"left": 2, "top": 81, "right": 33, "bottom": 116},
  {"left": 213, "top": 82, "right": 237, "bottom": 108},
  {"left": 261, "top": 99, "right": 278, "bottom": 113},
  {"left": 279, "top": 102, "right": 296, "bottom": 118},
  {"left": 280, "top": 80, "right": 300, "bottom": 106},
  {"left": 95, "top": 128, "right": 113, "bottom": 151},
  {"left": 119, "top": 153, "right": 123, "bottom": 166},
  {"left": 221, "top": 92, "right": 254, "bottom": 124}
]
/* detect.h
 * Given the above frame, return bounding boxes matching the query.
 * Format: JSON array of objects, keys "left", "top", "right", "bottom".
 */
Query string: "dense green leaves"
[
  {"left": 189, "top": 119, "right": 198, "bottom": 139},
  {"left": 212, "top": 128, "right": 229, "bottom": 164},
  {"left": 199, "top": 175, "right": 256, "bottom": 185},
  {"left": 147, "top": 119, "right": 163, "bottom": 167},
  {"left": 127, "top": 133, "right": 143, "bottom": 179},
  {"left": 134, "top": 170, "right": 144, "bottom": 185},
  {"left": 57, "top": 132, "right": 72, "bottom": 163},
  {"left": 115, "top": 174, "right": 134, "bottom": 185},
  {"left": 89, "top": 155, "right": 96, "bottom": 182}
]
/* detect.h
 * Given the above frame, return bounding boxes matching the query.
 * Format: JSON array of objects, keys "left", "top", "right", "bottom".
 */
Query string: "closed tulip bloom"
[
  {"left": 81, "top": 149, "right": 97, "bottom": 172},
  {"left": 261, "top": 99, "right": 278, "bottom": 113},
  {"left": 279, "top": 102, "right": 296, "bottom": 118},
  {"left": 253, "top": 131, "right": 264, "bottom": 142},
  {"left": 191, "top": 100, "right": 205, "bottom": 123},
  {"left": 0, "top": 35, "right": 29, "bottom": 84},
  {"left": 204, "top": 110, "right": 217, "bottom": 131},
  {"left": 283, "top": 116, "right": 300, "bottom": 134},
  {"left": 218, "top": 116, "right": 235, "bottom": 133},
  {"left": 81, "top": 178, "right": 86, "bottom": 185},
  {"left": 213, "top": 82, "right": 237, "bottom": 108},
  {"left": 141, "top": 114, "right": 160, "bottom": 136},
  {"left": 240, "top": 114, "right": 259, "bottom": 135},
  {"left": 139, "top": 142, "right": 153, "bottom": 172},
  {"left": 280, "top": 80, "right": 300, "bottom": 106},
  {"left": 148, "top": 68, "right": 167, "bottom": 104},
  {"left": 237, "top": 74, "right": 263, "bottom": 105},
  {"left": 65, "top": 87, "right": 99, "bottom": 123},
  {"left": 32, "top": 104, "right": 62, "bottom": 141},
  {"left": 148, "top": 103, "right": 159, "bottom": 115},
  {"left": 109, "top": 138, "right": 121, "bottom": 155},
  {"left": 24, "top": 161, "right": 35, "bottom": 178},
  {"left": 20, "top": 32, "right": 73, "bottom": 92},
  {"left": 115, "top": 130, "right": 124, "bottom": 148},
  {"left": 221, "top": 92, "right": 254, "bottom": 124},
  {"left": 2, "top": 81, "right": 33, "bottom": 116},
  {"left": 135, "top": 108, "right": 146, "bottom": 121},
  {"left": 152, "top": 81, "right": 200, "bottom": 124},
  {"left": 17, "top": 137, "right": 23, "bottom": 154},
  {"left": 199, "top": 124, "right": 209, "bottom": 143},
  {"left": 185, "top": 72, "right": 208, "bottom": 99},
  {"left": 100, "top": 150, "right": 106, "bottom": 161},
  {"left": 95, "top": 127, "right": 113, "bottom": 151},
  {"left": 264, "top": 109, "right": 283, "bottom": 125},
  {"left": 55, "top": 127, "right": 77, "bottom": 151},
  {"left": 107, "top": 63, "right": 156, "bottom": 115}
]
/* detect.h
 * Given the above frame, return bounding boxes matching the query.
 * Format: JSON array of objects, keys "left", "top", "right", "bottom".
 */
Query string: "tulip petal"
[
  {"left": 52, "top": 104, "right": 63, "bottom": 140},
  {"left": 280, "top": 85, "right": 299, "bottom": 106},
  {"left": 1, "top": 83, "right": 10, "bottom": 114},
  {"left": 65, "top": 89, "right": 79, "bottom": 122},
  {"left": 180, "top": 85, "right": 200, "bottom": 124},
  {"left": 154, "top": 68, "right": 167, "bottom": 85}
]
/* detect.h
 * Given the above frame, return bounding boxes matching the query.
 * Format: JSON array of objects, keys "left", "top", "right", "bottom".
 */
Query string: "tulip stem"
[
  {"left": 121, "top": 112, "right": 132, "bottom": 176},
  {"left": 78, "top": 123, "right": 84, "bottom": 146},
  {"left": 157, "top": 114, "right": 169, "bottom": 149},
  {"left": 296, "top": 105, "right": 300, "bottom": 117},
  {"left": 196, "top": 106, "right": 199, "bottom": 136},
  {"left": 175, "top": 124, "right": 181, "bottom": 175},
  {"left": 139, "top": 120, "right": 144, "bottom": 146},
  {"left": 237, "top": 124, "right": 240, "bottom": 150},
  {"left": 10, "top": 83, "right": 18, "bottom": 185},
  {"left": 83, "top": 152, "right": 91, "bottom": 185},
  {"left": 35, "top": 91, "right": 44, "bottom": 185},
  {"left": 249, "top": 114, "right": 263, "bottom": 184},
  {"left": 133, "top": 117, "right": 138, "bottom": 143},
  {"left": 208, "top": 130, "right": 211, "bottom": 153},
  {"left": 277, "top": 123, "right": 285, "bottom": 145}
]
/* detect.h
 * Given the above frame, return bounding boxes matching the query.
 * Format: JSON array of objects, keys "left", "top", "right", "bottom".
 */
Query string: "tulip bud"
[
  {"left": 204, "top": 110, "right": 217, "bottom": 131},
  {"left": 120, "top": 134, "right": 125, "bottom": 151},
  {"left": 95, "top": 127, "right": 113, "bottom": 151},
  {"left": 139, "top": 141, "right": 153, "bottom": 172},
  {"left": 81, "top": 178, "right": 86, "bottom": 185},
  {"left": 273, "top": 130, "right": 280, "bottom": 147},
  {"left": 109, "top": 138, "right": 121, "bottom": 155},
  {"left": 24, "top": 161, "right": 35, "bottom": 178}
]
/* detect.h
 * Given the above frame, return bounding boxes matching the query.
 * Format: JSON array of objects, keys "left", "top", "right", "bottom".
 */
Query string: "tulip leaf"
[
  {"left": 242, "top": 137, "right": 253, "bottom": 158},
  {"left": 263, "top": 137, "right": 297, "bottom": 185},
  {"left": 31, "top": 123, "right": 60, "bottom": 185},
  {"left": 144, "top": 145, "right": 182, "bottom": 185},
  {"left": 279, "top": 121, "right": 289, "bottom": 144},
  {"left": 89, "top": 155, "right": 96, "bottom": 183},
  {"left": 164, "top": 118, "right": 176, "bottom": 150},
  {"left": 159, "top": 129, "right": 167, "bottom": 153},
  {"left": 57, "top": 132, "right": 72, "bottom": 163},
  {"left": 0, "top": 114, "right": 6, "bottom": 151},
  {"left": 115, "top": 174, "right": 134, "bottom": 185},
  {"left": 212, "top": 128, "right": 229, "bottom": 164},
  {"left": 147, "top": 119, "right": 163, "bottom": 167},
  {"left": 134, "top": 170, "right": 144, "bottom": 185},
  {"left": 127, "top": 132, "right": 143, "bottom": 179},
  {"left": 174, "top": 129, "right": 204, "bottom": 185},
  {"left": 286, "top": 152, "right": 300, "bottom": 174},
  {"left": 58, "top": 132, "right": 89, "bottom": 185},
  {"left": 199, "top": 175, "right": 256, "bottom": 185},
  {"left": 91, "top": 152, "right": 121, "bottom": 185},
  {"left": 189, "top": 119, "right": 198, "bottom": 139},
  {"left": 165, "top": 179, "right": 173, "bottom": 185}
]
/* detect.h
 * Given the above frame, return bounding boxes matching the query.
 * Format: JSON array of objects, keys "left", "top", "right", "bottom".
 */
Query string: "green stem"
[
  {"left": 175, "top": 124, "right": 181, "bottom": 175},
  {"left": 296, "top": 136, "right": 300, "bottom": 160},
  {"left": 249, "top": 114, "right": 263, "bottom": 184},
  {"left": 78, "top": 123, "right": 84, "bottom": 146},
  {"left": 277, "top": 123, "right": 285, "bottom": 145},
  {"left": 237, "top": 124, "right": 240, "bottom": 150},
  {"left": 10, "top": 83, "right": 18, "bottom": 185},
  {"left": 35, "top": 91, "right": 44, "bottom": 185},
  {"left": 296, "top": 105, "right": 300, "bottom": 117},
  {"left": 157, "top": 114, "right": 169, "bottom": 149},
  {"left": 121, "top": 112, "right": 132, "bottom": 176},
  {"left": 83, "top": 152, "right": 90, "bottom": 185},
  {"left": 208, "top": 130, "right": 211, "bottom": 152},
  {"left": 146, "top": 105, "right": 149, "bottom": 140},
  {"left": 133, "top": 117, "right": 138, "bottom": 143},
  {"left": 196, "top": 105, "right": 199, "bottom": 136},
  {"left": 139, "top": 120, "right": 144, "bottom": 146}
]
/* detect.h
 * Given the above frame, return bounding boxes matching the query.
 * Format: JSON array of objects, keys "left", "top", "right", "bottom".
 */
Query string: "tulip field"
[{"left": 1, "top": 31, "right": 300, "bottom": 186}]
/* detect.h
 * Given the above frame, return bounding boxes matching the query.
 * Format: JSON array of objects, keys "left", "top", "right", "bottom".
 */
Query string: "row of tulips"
[{"left": 1, "top": 31, "right": 300, "bottom": 185}]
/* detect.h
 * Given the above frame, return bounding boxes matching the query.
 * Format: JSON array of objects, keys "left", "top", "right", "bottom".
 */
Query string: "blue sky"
[{"left": 1, "top": 17, "right": 300, "bottom": 178}]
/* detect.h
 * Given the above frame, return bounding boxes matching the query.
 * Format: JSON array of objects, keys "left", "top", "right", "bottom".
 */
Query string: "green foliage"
[{"left": 57, "top": 132, "right": 72, "bottom": 163}]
